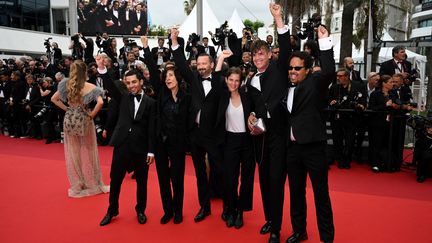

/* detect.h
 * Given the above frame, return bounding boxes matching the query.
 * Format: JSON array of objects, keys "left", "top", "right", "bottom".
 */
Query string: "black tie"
[
  {"left": 201, "top": 77, "right": 211, "bottom": 82},
  {"left": 289, "top": 82, "right": 297, "bottom": 88},
  {"left": 130, "top": 93, "right": 141, "bottom": 102}
]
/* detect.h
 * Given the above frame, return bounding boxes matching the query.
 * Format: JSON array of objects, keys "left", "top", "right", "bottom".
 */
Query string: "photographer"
[
  {"left": 22, "top": 74, "right": 42, "bottom": 138},
  {"left": 81, "top": 34, "right": 95, "bottom": 64},
  {"left": 37, "top": 77, "right": 59, "bottom": 144},
  {"left": 95, "top": 32, "right": 110, "bottom": 54},
  {"left": 328, "top": 69, "right": 367, "bottom": 169},
  {"left": 389, "top": 73, "right": 413, "bottom": 171},
  {"left": 8, "top": 70, "right": 26, "bottom": 138},
  {"left": 240, "top": 27, "right": 254, "bottom": 53},
  {"left": 185, "top": 33, "right": 204, "bottom": 61},
  {"left": 296, "top": 13, "right": 321, "bottom": 40},
  {"left": 51, "top": 42, "right": 63, "bottom": 64},
  {"left": 210, "top": 21, "right": 241, "bottom": 65},
  {"left": 69, "top": 34, "right": 86, "bottom": 60},
  {"left": 151, "top": 38, "right": 170, "bottom": 67}
]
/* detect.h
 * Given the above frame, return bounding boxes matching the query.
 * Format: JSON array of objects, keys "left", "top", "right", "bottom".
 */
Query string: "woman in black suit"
[
  {"left": 368, "top": 75, "right": 395, "bottom": 172},
  {"left": 215, "top": 51, "right": 257, "bottom": 229},
  {"left": 141, "top": 36, "right": 190, "bottom": 225}
]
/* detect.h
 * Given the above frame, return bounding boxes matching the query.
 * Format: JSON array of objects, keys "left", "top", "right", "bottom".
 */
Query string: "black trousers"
[
  {"left": 155, "top": 141, "right": 185, "bottom": 216},
  {"left": 108, "top": 142, "right": 149, "bottom": 215},
  {"left": 189, "top": 127, "right": 223, "bottom": 211},
  {"left": 391, "top": 115, "right": 407, "bottom": 170},
  {"left": 223, "top": 132, "right": 255, "bottom": 215},
  {"left": 253, "top": 130, "right": 286, "bottom": 222},
  {"left": 416, "top": 148, "right": 432, "bottom": 178},
  {"left": 331, "top": 115, "right": 357, "bottom": 166},
  {"left": 283, "top": 141, "right": 334, "bottom": 243},
  {"left": 369, "top": 122, "right": 390, "bottom": 169}
]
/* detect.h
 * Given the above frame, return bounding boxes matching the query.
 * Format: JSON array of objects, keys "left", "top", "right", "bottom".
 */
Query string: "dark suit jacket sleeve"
[
  {"left": 172, "top": 47, "right": 195, "bottom": 86},
  {"left": 317, "top": 48, "right": 336, "bottom": 91},
  {"left": 143, "top": 47, "right": 162, "bottom": 94},
  {"left": 147, "top": 98, "right": 156, "bottom": 154},
  {"left": 99, "top": 71, "right": 122, "bottom": 102},
  {"left": 379, "top": 60, "right": 393, "bottom": 76},
  {"left": 277, "top": 30, "right": 292, "bottom": 74}
]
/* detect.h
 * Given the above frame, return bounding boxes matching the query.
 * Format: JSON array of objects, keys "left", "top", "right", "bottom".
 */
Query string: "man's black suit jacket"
[
  {"left": 283, "top": 47, "right": 335, "bottom": 145},
  {"left": 202, "top": 45, "right": 217, "bottom": 60},
  {"left": 150, "top": 46, "right": 170, "bottom": 64},
  {"left": 245, "top": 31, "right": 291, "bottom": 132},
  {"left": 131, "top": 11, "right": 147, "bottom": 35},
  {"left": 379, "top": 59, "right": 412, "bottom": 76},
  {"left": 172, "top": 46, "right": 224, "bottom": 144},
  {"left": 100, "top": 71, "right": 156, "bottom": 155}
]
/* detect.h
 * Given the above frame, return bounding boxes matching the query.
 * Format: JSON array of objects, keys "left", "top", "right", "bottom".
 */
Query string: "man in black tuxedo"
[
  {"left": 269, "top": 10, "right": 335, "bottom": 242},
  {"left": 343, "top": 57, "right": 362, "bottom": 83},
  {"left": 246, "top": 4, "right": 290, "bottom": 237},
  {"left": 201, "top": 37, "right": 216, "bottom": 60},
  {"left": 379, "top": 45, "right": 413, "bottom": 77},
  {"left": 106, "top": 0, "right": 122, "bottom": 35},
  {"left": 151, "top": 38, "right": 170, "bottom": 67},
  {"left": 170, "top": 28, "right": 225, "bottom": 222},
  {"left": 97, "top": 56, "right": 156, "bottom": 226},
  {"left": 131, "top": 3, "right": 148, "bottom": 35},
  {"left": 328, "top": 69, "right": 367, "bottom": 169}
]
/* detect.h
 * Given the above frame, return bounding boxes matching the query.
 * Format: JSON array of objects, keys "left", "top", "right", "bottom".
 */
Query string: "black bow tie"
[
  {"left": 289, "top": 82, "right": 297, "bottom": 88},
  {"left": 201, "top": 77, "right": 211, "bottom": 82},
  {"left": 130, "top": 93, "right": 142, "bottom": 102}
]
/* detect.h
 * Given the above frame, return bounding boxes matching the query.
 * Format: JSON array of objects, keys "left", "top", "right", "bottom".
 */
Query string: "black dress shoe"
[
  {"left": 268, "top": 232, "right": 280, "bottom": 243},
  {"left": 100, "top": 212, "right": 118, "bottom": 226},
  {"left": 226, "top": 214, "right": 235, "bottom": 228},
  {"left": 160, "top": 214, "right": 173, "bottom": 224},
  {"left": 417, "top": 176, "right": 426, "bottom": 183},
  {"left": 221, "top": 208, "right": 229, "bottom": 221},
  {"left": 286, "top": 232, "right": 308, "bottom": 243},
  {"left": 137, "top": 213, "right": 147, "bottom": 224},
  {"left": 234, "top": 211, "right": 243, "bottom": 229},
  {"left": 260, "top": 221, "right": 272, "bottom": 234},
  {"left": 194, "top": 208, "right": 211, "bottom": 222},
  {"left": 173, "top": 214, "right": 183, "bottom": 224}
]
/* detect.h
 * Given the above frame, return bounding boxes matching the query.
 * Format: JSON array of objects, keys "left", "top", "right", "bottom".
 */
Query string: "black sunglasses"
[{"left": 288, "top": 66, "right": 304, "bottom": 71}]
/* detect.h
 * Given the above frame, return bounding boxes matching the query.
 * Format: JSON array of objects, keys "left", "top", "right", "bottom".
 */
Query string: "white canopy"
[
  {"left": 228, "top": 9, "right": 245, "bottom": 37},
  {"left": 178, "top": 0, "right": 220, "bottom": 41}
]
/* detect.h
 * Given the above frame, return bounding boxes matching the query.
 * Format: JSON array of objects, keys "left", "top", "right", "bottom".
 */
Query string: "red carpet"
[{"left": 0, "top": 135, "right": 431, "bottom": 243}]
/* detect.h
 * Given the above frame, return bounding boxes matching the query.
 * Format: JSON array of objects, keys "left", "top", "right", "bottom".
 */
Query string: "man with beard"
[{"left": 171, "top": 28, "right": 225, "bottom": 223}]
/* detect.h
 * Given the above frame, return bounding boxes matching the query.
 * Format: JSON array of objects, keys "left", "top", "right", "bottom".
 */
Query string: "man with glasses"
[
  {"left": 268, "top": 8, "right": 336, "bottom": 243},
  {"left": 328, "top": 69, "right": 367, "bottom": 169}
]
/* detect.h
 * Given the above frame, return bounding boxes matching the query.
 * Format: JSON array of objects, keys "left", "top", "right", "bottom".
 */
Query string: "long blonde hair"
[{"left": 67, "top": 60, "right": 87, "bottom": 104}]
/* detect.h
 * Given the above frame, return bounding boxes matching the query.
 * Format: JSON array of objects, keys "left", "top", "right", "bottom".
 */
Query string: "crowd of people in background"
[
  {"left": 77, "top": 0, "right": 149, "bottom": 36},
  {"left": 0, "top": 2, "right": 430, "bottom": 243}
]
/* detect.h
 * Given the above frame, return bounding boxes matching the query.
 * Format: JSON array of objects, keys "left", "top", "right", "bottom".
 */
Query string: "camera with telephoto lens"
[
  {"left": 407, "top": 114, "right": 432, "bottom": 138},
  {"left": 44, "top": 38, "right": 52, "bottom": 51},
  {"left": 298, "top": 13, "right": 321, "bottom": 40},
  {"left": 124, "top": 39, "right": 138, "bottom": 53},
  {"left": 188, "top": 33, "right": 200, "bottom": 43},
  {"left": 214, "top": 21, "right": 235, "bottom": 41},
  {"left": 34, "top": 107, "right": 48, "bottom": 120}
]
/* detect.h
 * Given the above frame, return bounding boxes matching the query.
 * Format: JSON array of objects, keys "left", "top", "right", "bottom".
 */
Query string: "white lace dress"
[{"left": 58, "top": 79, "right": 110, "bottom": 198}]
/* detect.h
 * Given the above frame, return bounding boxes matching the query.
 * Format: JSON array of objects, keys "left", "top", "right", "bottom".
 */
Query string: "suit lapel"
[
  {"left": 128, "top": 95, "right": 135, "bottom": 119},
  {"left": 134, "top": 95, "right": 147, "bottom": 121}
]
